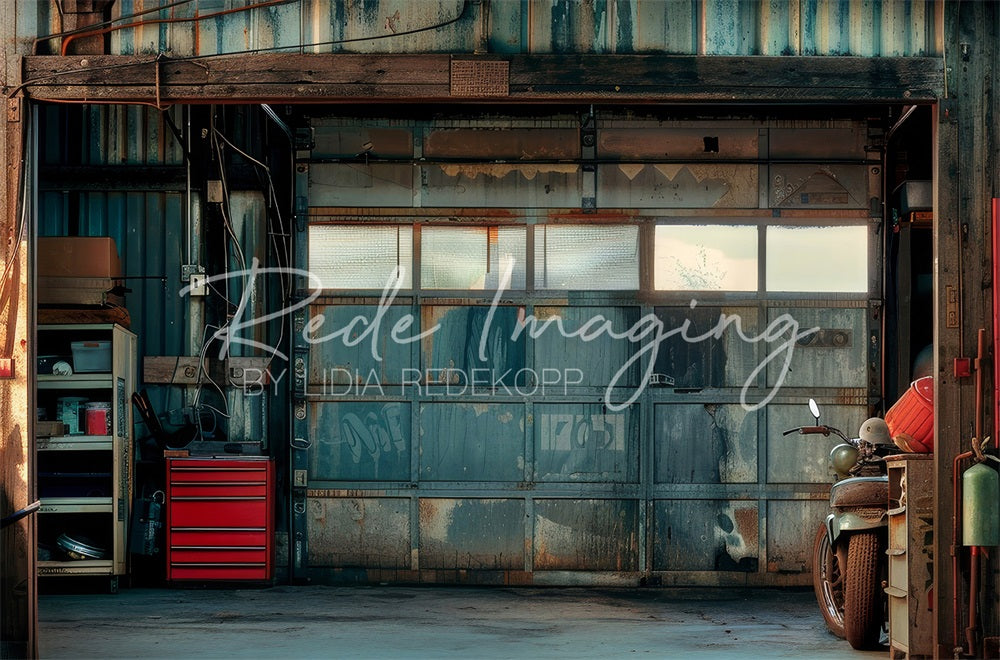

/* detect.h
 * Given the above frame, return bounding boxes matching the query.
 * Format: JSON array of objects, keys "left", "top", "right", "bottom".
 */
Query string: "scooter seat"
[{"left": 830, "top": 475, "right": 888, "bottom": 509}]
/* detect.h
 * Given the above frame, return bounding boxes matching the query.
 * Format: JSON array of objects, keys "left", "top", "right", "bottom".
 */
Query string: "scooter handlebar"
[{"left": 782, "top": 426, "right": 832, "bottom": 436}]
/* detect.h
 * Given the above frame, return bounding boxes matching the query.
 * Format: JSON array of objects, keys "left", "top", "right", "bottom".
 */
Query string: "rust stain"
[
  {"left": 425, "top": 129, "right": 579, "bottom": 160},
  {"left": 418, "top": 498, "right": 437, "bottom": 525},
  {"left": 438, "top": 163, "right": 579, "bottom": 180},
  {"left": 733, "top": 506, "right": 758, "bottom": 548}
]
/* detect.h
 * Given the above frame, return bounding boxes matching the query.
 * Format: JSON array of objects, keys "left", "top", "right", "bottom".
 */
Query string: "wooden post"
[
  {"left": 934, "top": 1, "right": 998, "bottom": 655},
  {"left": 0, "top": 1, "right": 36, "bottom": 656},
  {"left": 0, "top": 74, "right": 36, "bottom": 660}
]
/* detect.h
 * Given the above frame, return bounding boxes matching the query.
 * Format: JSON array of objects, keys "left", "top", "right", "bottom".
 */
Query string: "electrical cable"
[
  {"left": 8, "top": 0, "right": 469, "bottom": 101},
  {"left": 33, "top": 0, "right": 199, "bottom": 53}
]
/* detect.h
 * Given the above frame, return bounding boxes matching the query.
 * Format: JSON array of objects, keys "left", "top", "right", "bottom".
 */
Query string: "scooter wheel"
[
  {"left": 843, "top": 531, "right": 884, "bottom": 650},
  {"left": 812, "top": 524, "right": 845, "bottom": 639}
]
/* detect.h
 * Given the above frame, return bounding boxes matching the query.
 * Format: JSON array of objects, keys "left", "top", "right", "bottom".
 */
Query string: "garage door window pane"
[
  {"left": 535, "top": 225, "right": 639, "bottom": 290},
  {"left": 654, "top": 225, "right": 758, "bottom": 291},
  {"left": 766, "top": 226, "right": 867, "bottom": 292},
  {"left": 421, "top": 226, "right": 526, "bottom": 290},
  {"left": 308, "top": 225, "right": 413, "bottom": 289}
]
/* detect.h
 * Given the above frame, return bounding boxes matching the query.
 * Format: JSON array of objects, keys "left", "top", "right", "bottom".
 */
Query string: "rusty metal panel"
[
  {"left": 308, "top": 401, "right": 410, "bottom": 481},
  {"left": 598, "top": 127, "right": 759, "bottom": 160},
  {"left": 766, "top": 306, "right": 867, "bottom": 388},
  {"left": 653, "top": 500, "right": 759, "bottom": 571},
  {"left": 308, "top": 163, "right": 414, "bottom": 207},
  {"left": 631, "top": 0, "right": 697, "bottom": 54},
  {"left": 598, "top": 163, "right": 758, "bottom": 208},
  {"left": 652, "top": 306, "right": 760, "bottom": 388},
  {"left": 526, "top": 0, "right": 608, "bottom": 54},
  {"left": 531, "top": 306, "right": 640, "bottom": 387},
  {"left": 418, "top": 498, "right": 525, "bottom": 569},
  {"left": 420, "top": 305, "right": 526, "bottom": 389},
  {"left": 303, "top": 0, "right": 478, "bottom": 55},
  {"left": 768, "top": 126, "right": 867, "bottom": 160},
  {"left": 534, "top": 404, "right": 639, "bottom": 483},
  {"left": 654, "top": 404, "right": 757, "bottom": 484},
  {"left": 307, "top": 304, "right": 413, "bottom": 387},
  {"left": 106, "top": 0, "right": 942, "bottom": 58},
  {"left": 311, "top": 126, "right": 414, "bottom": 160},
  {"left": 422, "top": 162, "right": 582, "bottom": 208},
  {"left": 769, "top": 164, "right": 868, "bottom": 209},
  {"left": 766, "top": 499, "right": 828, "bottom": 572},
  {"left": 307, "top": 497, "right": 411, "bottom": 568},
  {"left": 704, "top": 0, "right": 759, "bottom": 55},
  {"left": 418, "top": 402, "right": 525, "bottom": 481},
  {"left": 424, "top": 128, "right": 580, "bottom": 160},
  {"left": 766, "top": 403, "right": 867, "bottom": 484},
  {"left": 533, "top": 499, "right": 639, "bottom": 571}
]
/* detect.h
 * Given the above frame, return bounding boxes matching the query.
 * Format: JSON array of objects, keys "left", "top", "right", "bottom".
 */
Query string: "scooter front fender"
[{"left": 825, "top": 510, "right": 887, "bottom": 547}]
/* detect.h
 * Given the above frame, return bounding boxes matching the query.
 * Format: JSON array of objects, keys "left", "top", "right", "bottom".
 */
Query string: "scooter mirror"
[{"left": 808, "top": 398, "right": 821, "bottom": 423}]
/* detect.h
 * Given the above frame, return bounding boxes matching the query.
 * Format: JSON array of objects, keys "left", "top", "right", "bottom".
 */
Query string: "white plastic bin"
[{"left": 70, "top": 340, "right": 112, "bottom": 373}]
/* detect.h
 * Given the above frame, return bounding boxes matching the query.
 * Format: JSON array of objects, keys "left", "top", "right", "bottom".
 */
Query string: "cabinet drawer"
[
  {"left": 169, "top": 482, "right": 268, "bottom": 498},
  {"left": 169, "top": 529, "right": 267, "bottom": 547},
  {"left": 170, "top": 547, "right": 266, "bottom": 564},
  {"left": 169, "top": 460, "right": 268, "bottom": 482},
  {"left": 169, "top": 565, "right": 268, "bottom": 581},
  {"left": 169, "top": 499, "right": 267, "bottom": 527}
]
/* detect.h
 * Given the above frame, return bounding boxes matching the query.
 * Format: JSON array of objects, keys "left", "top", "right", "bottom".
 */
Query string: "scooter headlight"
[{"left": 830, "top": 443, "right": 859, "bottom": 478}]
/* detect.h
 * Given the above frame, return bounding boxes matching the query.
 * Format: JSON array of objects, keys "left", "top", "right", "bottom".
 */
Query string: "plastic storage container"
[
  {"left": 85, "top": 402, "right": 112, "bottom": 436},
  {"left": 886, "top": 376, "right": 934, "bottom": 453},
  {"left": 70, "top": 340, "right": 112, "bottom": 373},
  {"left": 56, "top": 396, "right": 88, "bottom": 435}
]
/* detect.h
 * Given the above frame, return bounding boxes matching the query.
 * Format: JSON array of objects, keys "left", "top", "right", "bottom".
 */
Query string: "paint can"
[{"left": 85, "top": 401, "right": 113, "bottom": 436}]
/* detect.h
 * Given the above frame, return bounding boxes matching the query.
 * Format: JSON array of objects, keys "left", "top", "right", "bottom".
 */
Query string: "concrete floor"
[{"left": 39, "top": 586, "right": 882, "bottom": 659}]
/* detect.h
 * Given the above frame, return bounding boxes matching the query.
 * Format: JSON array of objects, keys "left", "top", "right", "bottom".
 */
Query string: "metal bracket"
[
  {"left": 293, "top": 469, "right": 308, "bottom": 487},
  {"left": 180, "top": 264, "right": 205, "bottom": 282},
  {"left": 294, "top": 127, "right": 314, "bottom": 151}
]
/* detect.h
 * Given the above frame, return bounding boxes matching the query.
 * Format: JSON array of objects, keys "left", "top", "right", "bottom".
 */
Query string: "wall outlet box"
[{"left": 188, "top": 273, "right": 207, "bottom": 296}]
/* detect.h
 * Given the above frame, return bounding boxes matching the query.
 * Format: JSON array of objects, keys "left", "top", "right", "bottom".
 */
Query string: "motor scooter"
[{"left": 784, "top": 399, "right": 895, "bottom": 650}]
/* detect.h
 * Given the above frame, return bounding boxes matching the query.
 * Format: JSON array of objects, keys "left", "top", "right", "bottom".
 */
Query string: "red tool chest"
[{"left": 165, "top": 457, "right": 274, "bottom": 582}]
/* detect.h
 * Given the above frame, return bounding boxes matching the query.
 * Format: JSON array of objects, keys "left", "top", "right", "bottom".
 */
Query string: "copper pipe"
[
  {"left": 994, "top": 198, "right": 1000, "bottom": 449},
  {"left": 60, "top": 0, "right": 296, "bottom": 57},
  {"left": 953, "top": 449, "right": 975, "bottom": 653},
  {"left": 975, "top": 328, "right": 985, "bottom": 441},
  {"left": 966, "top": 546, "right": 980, "bottom": 657}
]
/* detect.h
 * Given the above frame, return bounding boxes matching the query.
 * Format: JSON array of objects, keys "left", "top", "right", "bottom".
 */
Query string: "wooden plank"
[
  {"left": 932, "top": 97, "right": 962, "bottom": 659},
  {"left": 0, "top": 3, "right": 35, "bottom": 655},
  {"left": 20, "top": 54, "right": 944, "bottom": 104},
  {"left": 143, "top": 356, "right": 202, "bottom": 385},
  {"left": 934, "top": 2, "right": 999, "bottom": 655}
]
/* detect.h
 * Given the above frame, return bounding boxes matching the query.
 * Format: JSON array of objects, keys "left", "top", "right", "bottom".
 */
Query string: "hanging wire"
[
  {"left": 0, "top": 103, "right": 30, "bottom": 292},
  {"left": 8, "top": 0, "right": 470, "bottom": 101}
]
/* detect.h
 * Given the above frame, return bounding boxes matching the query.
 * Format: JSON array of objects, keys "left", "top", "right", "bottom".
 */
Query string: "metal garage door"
[{"left": 290, "top": 112, "right": 879, "bottom": 586}]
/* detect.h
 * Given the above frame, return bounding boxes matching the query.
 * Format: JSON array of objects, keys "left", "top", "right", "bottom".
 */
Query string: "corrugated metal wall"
[
  {"left": 36, "top": 104, "right": 272, "bottom": 445},
  {"left": 88, "top": 0, "right": 941, "bottom": 58},
  {"left": 37, "top": 105, "right": 187, "bottom": 363}
]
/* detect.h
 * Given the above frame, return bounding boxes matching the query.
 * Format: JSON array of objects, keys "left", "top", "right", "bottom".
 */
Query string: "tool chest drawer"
[{"left": 166, "top": 457, "right": 274, "bottom": 582}]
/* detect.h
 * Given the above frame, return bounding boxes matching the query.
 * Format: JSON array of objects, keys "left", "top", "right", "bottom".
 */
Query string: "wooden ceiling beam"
[{"left": 20, "top": 54, "right": 944, "bottom": 105}]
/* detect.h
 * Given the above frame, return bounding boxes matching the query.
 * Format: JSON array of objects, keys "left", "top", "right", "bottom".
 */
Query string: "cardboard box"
[
  {"left": 38, "top": 237, "right": 122, "bottom": 279},
  {"left": 38, "top": 277, "right": 124, "bottom": 307},
  {"left": 36, "top": 421, "right": 67, "bottom": 438}
]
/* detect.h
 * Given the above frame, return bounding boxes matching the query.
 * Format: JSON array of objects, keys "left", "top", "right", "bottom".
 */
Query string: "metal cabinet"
[
  {"left": 166, "top": 457, "right": 274, "bottom": 581},
  {"left": 36, "top": 323, "right": 136, "bottom": 592},
  {"left": 885, "top": 453, "right": 934, "bottom": 659}
]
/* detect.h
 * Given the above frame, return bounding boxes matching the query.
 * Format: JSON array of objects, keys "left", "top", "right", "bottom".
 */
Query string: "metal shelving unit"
[{"left": 36, "top": 323, "right": 136, "bottom": 592}]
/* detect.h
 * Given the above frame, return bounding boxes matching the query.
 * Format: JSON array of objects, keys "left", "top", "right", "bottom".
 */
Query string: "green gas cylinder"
[{"left": 962, "top": 462, "right": 999, "bottom": 546}]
